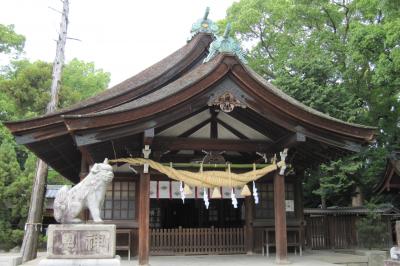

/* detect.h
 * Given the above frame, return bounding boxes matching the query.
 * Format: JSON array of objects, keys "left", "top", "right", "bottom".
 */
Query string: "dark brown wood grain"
[
  {"left": 274, "top": 171, "right": 288, "bottom": 262},
  {"left": 138, "top": 171, "right": 150, "bottom": 265}
]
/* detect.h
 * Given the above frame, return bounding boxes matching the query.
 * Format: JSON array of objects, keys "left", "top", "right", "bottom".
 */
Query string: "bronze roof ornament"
[
  {"left": 208, "top": 91, "right": 247, "bottom": 113},
  {"left": 188, "top": 7, "right": 219, "bottom": 41},
  {"left": 203, "top": 23, "right": 247, "bottom": 64}
]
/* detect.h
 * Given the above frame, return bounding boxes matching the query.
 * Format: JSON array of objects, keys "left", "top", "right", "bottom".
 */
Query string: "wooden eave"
[
  {"left": 62, "top": 53, "right": 376, "bottom": 148},
  {"left": 4, "top": 33, "right": 213, "bottom": 140},
  {"left": 26, "top": 135, "right": 81, "bottom": 182},
  {"left": 375, "top": 158, "right": 400, "bottom": 194},
  {"left": 5, "top": 48, "right": 378, "bottom": 181}
]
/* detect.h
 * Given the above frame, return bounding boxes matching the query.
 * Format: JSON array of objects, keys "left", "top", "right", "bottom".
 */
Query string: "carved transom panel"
[
  {"left": 209, "top": 91, "right": 246, "bottom": 113},
  {"left": 202, "top": 151, "right": 226, "bottom": 164}
]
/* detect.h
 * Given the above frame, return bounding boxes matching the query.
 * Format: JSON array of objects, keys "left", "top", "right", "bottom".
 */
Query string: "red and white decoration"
[{"left": 149, "top": 181, "right": 244, "bottom": 200}]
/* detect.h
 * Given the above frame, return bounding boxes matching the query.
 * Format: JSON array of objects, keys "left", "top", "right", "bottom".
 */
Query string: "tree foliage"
[
  {"left": 223, "top": 0, "right": 400, "bottom": 206},
  {"left": 0, "top": 23, "right": 110, "bottom": 249},
  {"left": 356, "top": 203, "right": 391, "bottom": 249},
  {"left": 0, "top": 24, "right": 25, "bottom": 55}
]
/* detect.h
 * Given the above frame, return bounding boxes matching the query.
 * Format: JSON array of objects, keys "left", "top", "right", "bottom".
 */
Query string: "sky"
[{"left": 0, "top": 0, "right": 236, "bottom": 86}]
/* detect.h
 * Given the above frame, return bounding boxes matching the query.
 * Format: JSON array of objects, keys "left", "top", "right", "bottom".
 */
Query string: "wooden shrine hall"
[
  {"left": 375, "top": 151, "right": 400, "bottom": 194},
  {"left": 5, "top": 10, "right": 376, "bottom": 265}
]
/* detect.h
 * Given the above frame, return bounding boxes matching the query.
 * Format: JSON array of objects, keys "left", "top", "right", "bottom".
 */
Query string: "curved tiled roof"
[
  {"left": 62, "top": 53, "right": 376, "bottom": 142},
  {"left": 5, "top": 33, "right": 213, "bottom": 133},
  {"left": 64, "top": 54, "right": 223, "bottom": 119}
]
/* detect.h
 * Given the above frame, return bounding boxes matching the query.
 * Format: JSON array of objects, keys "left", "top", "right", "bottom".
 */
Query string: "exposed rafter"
[
  {"left": 210, "top": 108, "right": 218, "bottom": 139},
  {"left": 179, "top": 118, "right": 211, "bottom": 138},
  {"left": 217, "top": 118, "right": 249, "bottom": 140}
]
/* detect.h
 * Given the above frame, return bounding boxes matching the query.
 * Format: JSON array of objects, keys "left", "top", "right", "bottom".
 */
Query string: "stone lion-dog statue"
[{"left": 54, "top": 158, "right": 114, "bottom": 224}]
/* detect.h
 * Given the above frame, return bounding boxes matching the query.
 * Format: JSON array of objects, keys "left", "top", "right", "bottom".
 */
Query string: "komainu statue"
[
  {"left": 391, "top": 246, "right": 400, "bottom": 260},
  {"left": 53, "top": 158, "right": 114, "bottom": 224}
]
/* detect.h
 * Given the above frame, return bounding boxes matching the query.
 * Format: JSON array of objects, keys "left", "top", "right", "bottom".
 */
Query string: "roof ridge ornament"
[
  {"left": 188, "top": 7, "right": 219, "bottom": 41},
  {"left": 203, "top": 23, "right": 247, "bottom": 64},
  {"left": 208, "top": 91, "right": 247, "bottom": 113}
]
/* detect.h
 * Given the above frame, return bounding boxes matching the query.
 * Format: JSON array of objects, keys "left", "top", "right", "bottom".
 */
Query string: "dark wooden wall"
[{"left": 304, "top": 214, "right": 393, "bottom": 249}]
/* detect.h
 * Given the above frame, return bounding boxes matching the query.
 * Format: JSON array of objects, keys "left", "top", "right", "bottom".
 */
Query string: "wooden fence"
[
  {"left": 150, "top": 227, "right": 245, "bottom": 255},
  {"left": 305, "top": 215, "right": 358, "bottom": 249}
]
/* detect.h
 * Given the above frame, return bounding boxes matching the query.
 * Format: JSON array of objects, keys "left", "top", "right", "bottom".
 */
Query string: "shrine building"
[{"left": 5, "top": 10, "right": 376, "bottom": 265}]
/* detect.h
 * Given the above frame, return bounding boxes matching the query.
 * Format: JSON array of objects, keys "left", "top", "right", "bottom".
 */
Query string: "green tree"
[
  {"left": 223, "top": 0, "right": 400, "bottom": 205},
  {"left": 0, "top": 51, "right": 110, "bottom": 248},
  {"left": 61, "top": 58, "right": 110, "bottom": 104},
  {"left": 0, "top": 59, "right": 111, "bottom": 118},
  {"left": 0, "top": 140, "right": 23, "bottom": 250},
  {"left": 0, "top": 24, "right": 25, "bottom": 54},
  {"left": 356, "top": 203, "right": 391, "bottom": 249}
]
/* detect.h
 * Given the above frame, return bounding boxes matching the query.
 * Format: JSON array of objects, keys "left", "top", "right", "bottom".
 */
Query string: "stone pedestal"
[
  {"left": 0, "top": 254, "right": 22, "bottom": 266},
  {"left": 385, "top": 260, "right": 400, "bottom": 266},
  {"left": 39, "top": 224, "right": 120, "bottom": 266}
]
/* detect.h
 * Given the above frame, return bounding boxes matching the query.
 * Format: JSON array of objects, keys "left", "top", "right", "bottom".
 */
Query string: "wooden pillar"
[
  {"left": 296, "top": 169, "right": 305, "bottom": 249},
  {"left": 396, "top": 221, "right": 400, "bottom": 247},
  {"left": 79, "top": 155, "right": 89, "bottom": 180},
  {"left": 244, "top": 196, "right": 254, "bottom": 254},
  {"left": 79, "top": 155, "right": 89, "bottom": 222},
  {"left": 138, "top": 171, "right": 150, "bottom": 266},
  {"left": 274, "top": 170, "right": 288, "bottom": 264}
]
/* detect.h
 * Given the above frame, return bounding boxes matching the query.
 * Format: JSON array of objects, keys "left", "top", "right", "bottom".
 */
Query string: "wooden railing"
[{"left": 150, "top": 227, "right": 245, "bottom": 255}]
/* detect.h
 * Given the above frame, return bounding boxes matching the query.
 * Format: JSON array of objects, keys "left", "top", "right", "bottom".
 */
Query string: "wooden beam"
[
  {"left": 74, "top": 96, "right": 210, "bottom": 146},
  {"left": 155, "top": 107, "right": 208, "bottom": 134},
  {"left": 296, "top": 169, "right": 305, "bottom": 251},
  {"left": 217, "top": 118, "right": 249, "bottom": 140},
  {"left": 138, "top": 171, "right": 150, "bottom": 266},
  {"left": 244, "top": 196, "right": 254, "bottom": 254},
  {"left": 79, "top": 155, "right": 90, "bottom": 222},
  {"left": 179, "top": 118, "right": 211, "bottom": 137},
  {"left": 272, "top": 131, "right": 306, "bottom": 153},
  {"left": 143, "top": 128, "right": 154, "bottom": 145},
  {"left": 274, "top": 170, "right": 288, "bottom": 263},
  {"left": 229, "top": 109, "right": 284, "bottom": 141},
  {"left": 295, "top": 126, "right": 362, "bottom": 152},
  {"left": 210, "top": 108, "right": 218, "bottom": 139},
  {"left": 165, "top": 118, "right": 211, "bottom": 156},
  {"left": 79, "top": 146, "right": 94, "bottom": 167},
  {"left": 153, "top": 137, "right": 271, "bottom": 152}
]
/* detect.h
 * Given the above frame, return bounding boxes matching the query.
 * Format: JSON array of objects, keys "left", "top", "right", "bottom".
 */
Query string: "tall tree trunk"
[
  {"left": 321, "top": 195, "right": 327, "bottom": 209},
  {"left": 351, "top": 186, "right": 363, "bottom": 207},
  {"left": 20, "top": 0, "right": 69, "bottom": 262}
]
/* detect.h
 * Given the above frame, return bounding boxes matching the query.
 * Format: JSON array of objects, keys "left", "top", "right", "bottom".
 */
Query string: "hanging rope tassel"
[
  {"left": 203, "top": 187, "right": 209, "bottom": 209},
  {"left": 231, "top": 188, "right": 238, "bottom": 208},
  {"left": 200, "top": 163, "right": 209, "bottom": 209},
  {"left": 211, "top": 187, "right": 221, "bottom": 198},
  {"left": 183, "top": 183, "right": 193, "bottom": 195},
  {"left": 241, "top": 184, "right": 251, "bottom": 196},
  {"left": 253, "top": 181, "right": 259, "bottom": 204},
  {"left": 228, "top": 164, "right": 238, "bottom": 208},
  {"left": 179, "top": 181, "right": 185, "bottom": 204},
  {"left": 109, "top": 158, "right": 281, "bottom": 188},
  {"left": 252, "top": 163, "right": 259, "bottom": 204}
]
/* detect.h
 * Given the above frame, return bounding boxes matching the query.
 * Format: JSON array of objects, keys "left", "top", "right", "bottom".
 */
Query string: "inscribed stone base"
[
  {"left": 0, "top": 254, "right": 22, "bottom": 266},
  {"left": 385, "top": 260, "right": 400, "bottom": 266},
  {"left": 38, "top": 255, "right": 121, "bottom": 266},
  {"left": 47, "top": 224, "right": 116, "bottom": 259}
]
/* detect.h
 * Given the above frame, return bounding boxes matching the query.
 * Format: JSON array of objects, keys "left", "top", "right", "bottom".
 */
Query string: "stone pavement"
[{"left": 19, "top": 251, "right": 373, "bottom": 266}]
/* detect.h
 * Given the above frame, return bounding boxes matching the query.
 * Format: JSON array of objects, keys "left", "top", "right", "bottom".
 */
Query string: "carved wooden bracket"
[{"left": 208, "top": 91, "right": 246, "bottom": 113}]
